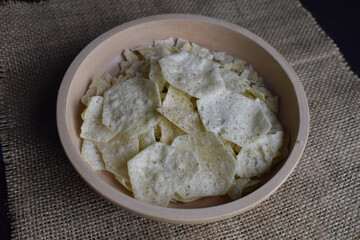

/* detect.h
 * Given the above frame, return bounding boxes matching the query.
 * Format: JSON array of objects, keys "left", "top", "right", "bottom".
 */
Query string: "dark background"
[{"left": 0, "top": 0, "right": 359, "bottom": 238}]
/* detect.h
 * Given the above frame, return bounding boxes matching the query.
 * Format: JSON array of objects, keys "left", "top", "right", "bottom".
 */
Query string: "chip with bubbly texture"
[
  {"left": 175, "top": 38, "right": 189, "bottom": 49},
  {"left": 172, "top": 132, "right": 236, "bottom": 200},
  {"left": 239, "top": 65, "right": 279, "bottom": 113},
  {"left": 80, "top": 96, "right": 117, "bottom": 142},
  {"left": 159, "top": 51, "right": 224, "bottom": 98},
  {"left": 236, "top": 130, "right": 284, "bottom": 177},
  {"left": 157, "top": 86, "right": 204, "bottom": 134},
  {"left": 149, "top": 62, "right": 166, "bottom": 92},
  {"left": 81, "top": 73, "right": 112, "bottom": 106},
  {"left": 223, "top": 59, "right": 246, "bottom": 73},
  {"left": 124, "top": 60, "right": 149, "bottom": 78},
  {"left": 81, "top": 139, "right": 105, "bottom": 170},
  {"left": 135, "top": 38, "right": 177, "bottom": 61},
  {"left": 175, "top": 38, "right": 213, "bottom": 60},
  {"left": 111, "top": 74, "right": 132, "bottom": 86},
  {"left": 198, "top": 90, "right": 272, "bottom": 146},
  {"left": 256, "top": 99, "right": 283, "bottom": 133},
  {"left": 227, "top": 178, "right": 250, "bottom": 200},
  {"left": 115, "top": 175, "right": 133, "bottom": 192},
  {"left": 190, "top": 43, "right": 214, "bottom": 60},
  {"left": 102, "top": 77, "right": 161, "bottom": 137},
  {"left": 212, "top": 51, "right": 235, "bottom": 64},
  {"left": 127, "top": 142, "right": 200, "bottom": 207},
  {"left": 220, "top": 137, "right": 236, "bottom": 158},
  {"left": 153, "top": 37, "right": 177, "bottom": 57},
  {"left": 124, "top": 48, "right": 139, "bottom": 63},
  {"left": 247, "top": 85, "right": 279, "bottom": 113},
  {"left": 139, "top": 128, "right": 156, "bottom": 150},
  {"left": 220, "top": 68, "right": 249, "bottom": 94},
  {"left": 158, "top": 117, "right": 186, "bottom": 145},
  {"left": 96, "top": 134, "right": 139, "bottom": 184},
  {"left": 227, "top": 178, "right": 261, "bottom": 200}
]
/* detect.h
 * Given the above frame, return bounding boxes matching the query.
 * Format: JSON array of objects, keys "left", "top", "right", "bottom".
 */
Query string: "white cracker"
[
  {"left": 172, "top": 132, "right": 236, "bottom": 199},
  {"left": 102, "top": 77, "right": 161, "bottom": 137},
  {"left": 158, "top": 117, "right": 186, "bottom": 145},
  {"left": 96, "top": 134, "right": 139, "bottom": 183},
  {"left": 139, "top": 128, "right": 156, "bottom": 150},
  {"left": 81, "top": 139, "right": 105, "bottom": 170},
  {"left": 80, "top": 96, "right": 117, "bottom": 143},
  {"left": 227, "top": 178, "right": 261, "bottom": 200},
  {"left": 220, "top": 68, "right": 249, "bottom": 94},
  {"left": 81, "top": 73, "right": 112, "bottom": 106},
  {"left": 149, "top": 62, "right": 167, "bottom": 92},
  {"left": 159, "top": 51, "right": 224, "bottom": 98},
  {"left": 127, "top": 142, "right": 200, "bottom": 207},
  {"left": 197, "top": 90, "right": 272, "bottom": 146},
  {"left": 236, "top": 130, "right": 284, "bottom": 177},
  {"left": 227, "top": 178, "right": 250, "bottom": 200},
  {"left": 157, "top": 86, "right": 204, "bottom": 134}
]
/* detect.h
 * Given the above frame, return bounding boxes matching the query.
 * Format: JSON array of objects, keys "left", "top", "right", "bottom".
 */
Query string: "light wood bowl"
[{"left": 57, "top": 14, "right": 309, "bottom": 224}]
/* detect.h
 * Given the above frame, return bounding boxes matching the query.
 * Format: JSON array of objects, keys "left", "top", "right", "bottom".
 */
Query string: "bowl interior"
[{"left": 64, "top": 18, "right": 301, "bottom": 209}]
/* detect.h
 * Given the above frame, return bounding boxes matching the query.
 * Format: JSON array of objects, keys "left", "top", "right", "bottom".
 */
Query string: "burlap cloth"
[{"left": 0, "top": 0, "right": 359, "bottom": 238}]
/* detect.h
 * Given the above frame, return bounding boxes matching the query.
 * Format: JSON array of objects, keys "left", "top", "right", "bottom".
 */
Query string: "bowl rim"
[{"left": 56, "top": 13, "right": 310, "bottom": 224}]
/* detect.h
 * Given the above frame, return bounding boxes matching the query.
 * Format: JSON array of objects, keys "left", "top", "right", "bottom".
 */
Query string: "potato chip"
[
  {"left": 227, "top": 178, "right": 250, "bottom": 200},
  {"left": 134, "top": 45, "right": 157, "bottom": 61},
  {"left": 220, "top": 68, "right": 249, "bottom": 94},
  {"left": 237, "top": 65, "right": 278, "bottom": 113},
  {"left": 175, "top": 38, "right": 189, "bottom": 49},
  {"left": 102, "top": 77, "right": 161, "bottom": 137},
  {"left": 190, "top": 43, "right": 214, "bottom": 60},
  {"left": 197, "top": 90, "right": 272, "bottom": 146},
  {"left": 127, "top": 142, "right": 200, "bottom": 206},
  {"left": 175, "top": 39, "right": 213, "bottom": 60},
  {"left": 212, "top": 51, "right": 235, "bottom": 64},
  {"left": 172, "top": 132, "right": 236, "bottom": 199},
  {"left": 81, "top": 139, "right": 105, "bottom": 170},
  {"left": 220, "top": 137, "right": 236, "bottom": 158},
  {"left": 159, "top": 51, "right": 224, "bottom": 98},
  {"left": 81, "top": 73, "right": 112, "bottom": 106},
  {"left": 124, "top": 60, "right": 149, "bottom": 78},
  {"left": 172, "top": 193, "right": 200, "bottom": 203},
  {"left": 227, "top": 178, "right": 261, "bottom": 200},
  {"left": 135, "top": 38, "right": 177, "bottom": 62},
  {"left": 157, "top": 86, "right": 204, "bottom": 134},
  {"left": 111, "top": 74, "right": 132, "bottom": 86},
  {"left": 223, "top": 59, "right": 246, "bottom": 73},
  {"left": 139, "top": 128, "right": 156, "bottom": 150},
  {"left": 255, "top": 99, "right": 283, "bottom": 133},
  {"left": 153, "top": 37, "right": 177, "bottom": 57},
  {"left": 177, "top": 40, "right": 192, "bottom": 53},
  {"left": 149, "top": 62, "right": 166, "bottom": 92},
  {"left": 123, "top": 49, "right": 139, "bottom": 63},
  {"left": 115, "top": 175, "right": 132, "bottom": 192},
  {"left": 80, "top": 96, "right": 117, "bottom": 142},
  {"left": 154, "top": 37, "right": 175, "bottom": 47},
  {"left": 158, "top": 117, "right": 186, "bottom": 145},
  {"left": 236, "top": 130, "right": 284, "bottom": 177},
  {"left": 96, "top": 134, "right": 139, "bottom": 184},
  {"left": 247, "top": 85, "right": 279, "bottom": 113}
]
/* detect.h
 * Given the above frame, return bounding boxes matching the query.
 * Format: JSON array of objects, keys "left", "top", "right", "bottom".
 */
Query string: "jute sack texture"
[{"left": 0, "top": 0, "right": 358, "bottom": 238}]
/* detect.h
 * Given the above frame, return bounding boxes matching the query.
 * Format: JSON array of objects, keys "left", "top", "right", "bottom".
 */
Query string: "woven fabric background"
[{"left": 1, "top": 0, "right": 359, "bottom": 238}]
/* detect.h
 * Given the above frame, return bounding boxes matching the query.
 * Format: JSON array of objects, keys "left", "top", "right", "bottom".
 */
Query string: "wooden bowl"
[{"left": 57, "top": 14, "right": 309, "bottom": 224}]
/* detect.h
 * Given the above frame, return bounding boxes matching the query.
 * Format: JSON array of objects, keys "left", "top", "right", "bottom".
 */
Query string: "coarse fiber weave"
[{"left": 1, "top": 0, "right": 359, "bottom": 239}]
